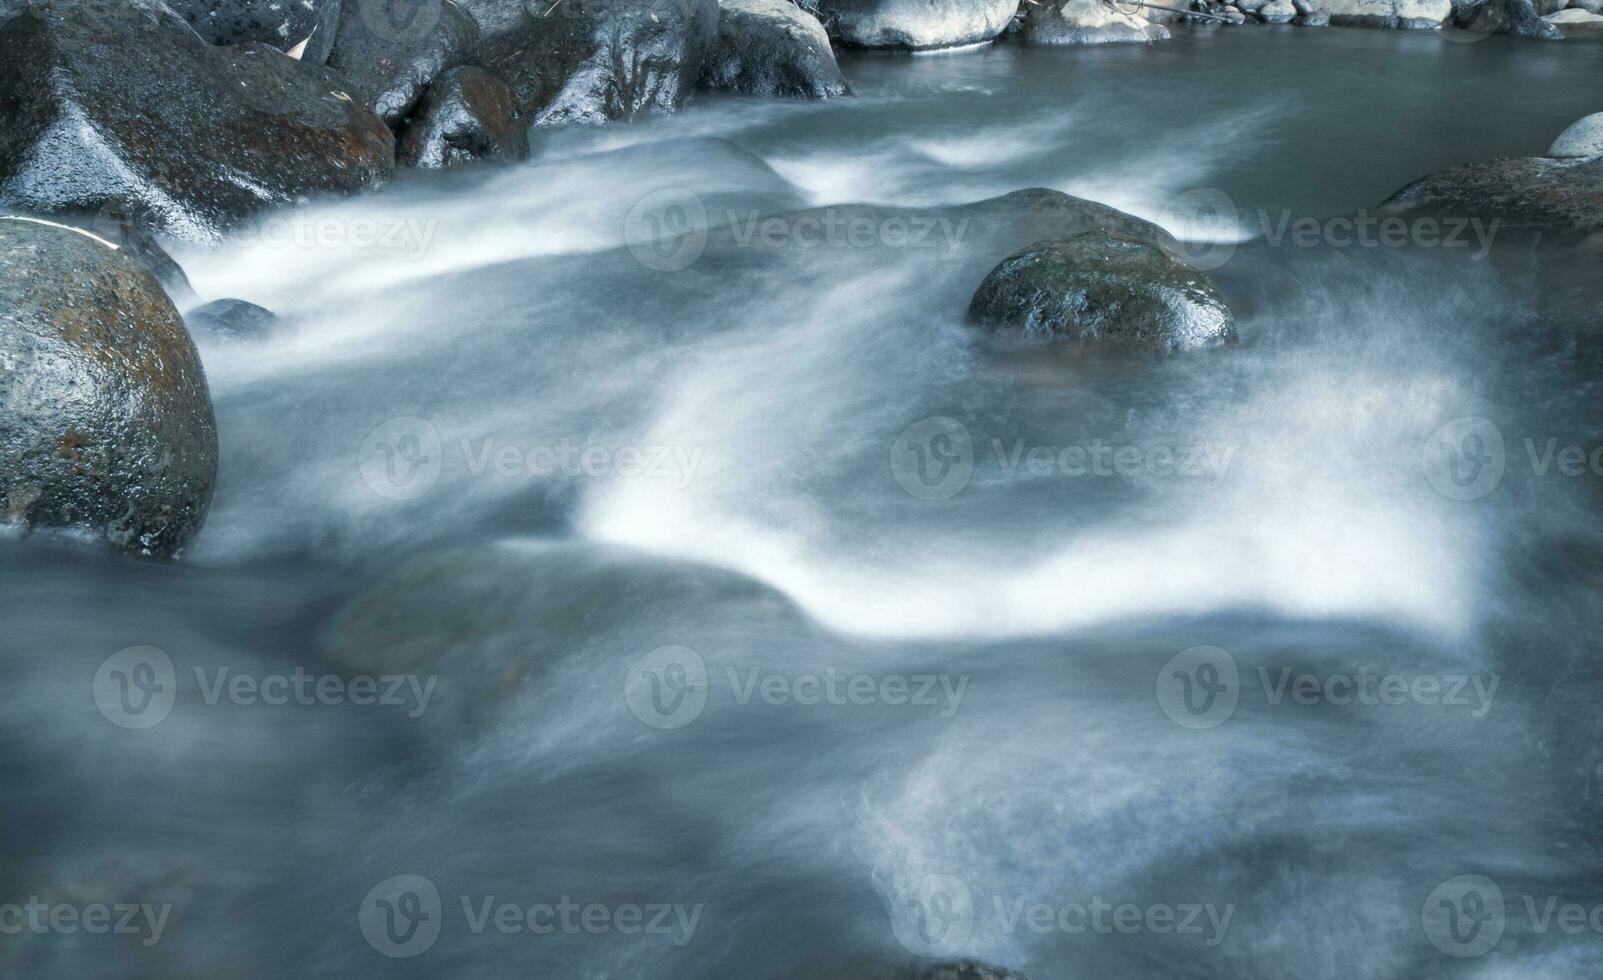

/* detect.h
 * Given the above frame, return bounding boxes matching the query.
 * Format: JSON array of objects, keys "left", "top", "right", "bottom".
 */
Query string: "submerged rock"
[
  {"left": 1380, "top": 154, "right": 1603, "bottom": 242},
  {"left": 0, "top": 217, "right": 217, "bottom": 558},
  {"left": 485, "top": 0, "right": 719, "bottom": 125},
  {"left": 816, "top": 0, "right": 1021, "bottom": 49},
  {"left": 167, "top": 0, "right": 344, "bottom": 63},
  {"left": 0, "top": 0, "right": 394, "bottom": 243},
  {"left": 398, "top": 66, "right": 530, "bottom": 167},
  {"left": 967, "top": 232, "right": 1237, "bottom": 352},
  {"left": 699, "top": 0, "right": 851, "bottom": 99},
  {"left": 327, "top": 0, "right": 483, "bottom": 127},
  {"left": 184, "top": 298, "right": 281, "bottom": 342},
  {"left": 1549, "top": 113, "right": 1603, "bottom": 159},
  {"left": 1023, "top": 0, "right": 1171, "bottom": 42}
]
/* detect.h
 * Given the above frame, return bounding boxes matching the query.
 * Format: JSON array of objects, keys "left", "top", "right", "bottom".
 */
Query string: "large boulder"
[
  {"left": 166, "top": 0, "right": 344, "bottom": 63},
  {"left": 699, "top": 0, "right": 851, "bottom": 99},
  {"left": 484, "top": 0, "right": 719, "bottom": 125},
  {"left": 967, "top": 232, "right": 1237, "bottom": 352},
  {"left": 398, "top": 66, "right": 530, "bottom": 167},
  {"left": 326, "top": 0, "right": 483, "bottom": 127},
  {"left": 1380, "top": 155, "right": 1603, "bottom": 243},
  {"left": 816, "top": 0, "right": 1020, "bottom": 48},
  {"left": 1022, "top": 0, "right": 1170, "bottom": 42},
  {"left": 0, "top": 0, "right": 394, "bottom": 243},
  {"left": 0, "top": 217, "right": 217, "bottom": 558},
  {"left": 1549, "top": 113, "right": 1603, "bottom": 159},
  {"left": 1324, "top": 0, "right": 1450, "bottom": 26},
  {"left": 1451, "top": 0, "right": 1564, "bottom": 35}
]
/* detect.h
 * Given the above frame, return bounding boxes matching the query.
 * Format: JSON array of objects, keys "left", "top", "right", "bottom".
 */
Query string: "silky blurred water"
[{"left": 5, "top": 27, "right": 1603, "bottom": 980}]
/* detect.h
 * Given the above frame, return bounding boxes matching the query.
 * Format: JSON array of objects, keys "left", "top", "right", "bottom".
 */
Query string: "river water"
[{"left": 5, "top": 26, "right": 1603, "bottom": 980}]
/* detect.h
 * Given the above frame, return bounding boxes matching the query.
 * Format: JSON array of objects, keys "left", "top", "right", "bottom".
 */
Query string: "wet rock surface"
[
  {"left": 967, "top": 231, "right": 1238, "bottom": 352},
  {"left": 327, "top": 0, "right": 484, "bottom": 127},
  {"left": 699, "top": 0, "right": 851, "bottom": 99},
  {"left": 0, "top": 0, "right": 395, "bottom": 243},
  {"left": 0, "top": 217, "right": 217, "bottom": 558},
  {"left": 167, "top": 0, "right": 345, "bottom": 62},
  {"left": 816, "top": 0, "right": 1020, "bottom": 48},
  {"left": 398, "top": 65, "right": 530, "bottom": 167},
  {"left": 484, "top": 0, "right": 720, "bottom": 125}
]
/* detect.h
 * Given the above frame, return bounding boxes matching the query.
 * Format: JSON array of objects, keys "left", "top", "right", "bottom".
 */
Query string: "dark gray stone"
[
  {"left": 484, "top": 0, "right": 719, "bottom": 125},
  {"left": 0, "top": 217, "right": 217, "bottom": 558},
  {"left": 0, "top": 0, "right": 395, "bottom": 243},
  {"left": 699, "top": 0, "right": 850, "bottom": 99},
  {"left": 327, "top": 0, "right": 483, "bottom": 127},
  {"left": 967, "top": 232, "right": 1237, "bottom": 352},
  {"left": 398, "top": 66, "right": 529, "bottom": 167},
  {"left": 1452, "top": 0, "right": 1565, "bottom": 35},
  {"left": 167, "top": 0, "right": 344, "bottom": 63},
  {"left": 185, "top": 298, "right": 281, "bottom": 341}
]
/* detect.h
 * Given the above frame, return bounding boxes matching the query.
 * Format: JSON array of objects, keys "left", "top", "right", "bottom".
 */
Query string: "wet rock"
[
  {"left": 0, "top": 217, "right": 217, "bottom": 558},
  {"left": 1260, "top": 0, "right": 1298, "bottom": 18},
  {"left": 167, "top": 0, "right": 344, "bottom": 63},
  {"left": 1380, "top": 154, "right": 1603, "bottom": 243},
  {"left": 1549, "top": 113, "right": 1603, "bottom": 159},
  {"left": 699, "top": 0, "right": 851, "bottom": 99},
  {"left": 1295, "top": 8, "right": 1333, "bottom": 21},
  {"left": 485, "top": 0, "right": 719, "bottom": 125},
  {"left": 1545, "top": 6, "right": 1603, "bottom": 24},
  {"left": 816, "top": 0, "right": 1020, "bottom": 48},
  {"left": 80, "top": 203, "right": 198, "bottom": 304},
  {"left": 1325, "top": 0, "right": 1450, "bottom": 27},
  {"left": 398, "top": 66, "right": 529, "bottom": 167},
  {"left": 0, "top": 0, "right": 394, "bottom": 243},
  {"left": 327, "top": 0, "right": 483, "bottom": 127},
  {"left": 967, "top": 231, "right": 1237, "bottom": 352},
  {"left": 185, "top": 298, "right": 281, "bottom": 342},
  {"left": 1572, "top": 0, "right": 1603, "bottom": 14},
  {"left": 1023, "top": 0, "right": 1171, "bottom": 42},
  {"left": 1451, "top": 0, "right": 1564, "bottom": 35}
]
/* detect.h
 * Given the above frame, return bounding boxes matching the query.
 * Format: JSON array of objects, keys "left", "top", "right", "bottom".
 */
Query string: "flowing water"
[{"left": 6, "top": 27, "right": 1603, "bottom": 980}]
